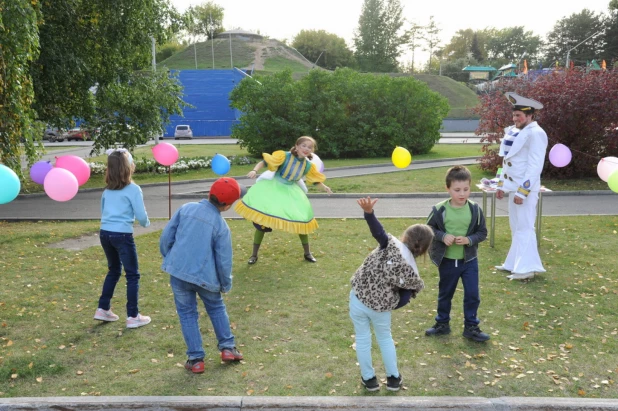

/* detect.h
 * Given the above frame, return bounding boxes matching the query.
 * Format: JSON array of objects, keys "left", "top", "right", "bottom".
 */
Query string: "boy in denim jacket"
[
  {"left": 425, "top": 166, "right": 489, "bottom": 342},
  {"left": 160, "top": 177, "right": 246, "bottom": 373}
]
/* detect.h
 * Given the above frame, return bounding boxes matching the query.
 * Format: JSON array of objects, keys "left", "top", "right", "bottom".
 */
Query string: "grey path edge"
[{"left": 1, "top": 396, "right": 618, "bottom": 410}]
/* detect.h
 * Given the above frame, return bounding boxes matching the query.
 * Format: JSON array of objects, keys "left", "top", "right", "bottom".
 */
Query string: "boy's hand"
[
  {"left": 496, "top": 189, "right": 505, "bottom": 200},
  {"left": 357, "top": 197, "right": 378, "bottom": 214},
  {"left": 443, "top": 234, "right": 455, "bottom": 246},
  {"left": 455, "top": 236, "right": 470, "bottom": 245}
]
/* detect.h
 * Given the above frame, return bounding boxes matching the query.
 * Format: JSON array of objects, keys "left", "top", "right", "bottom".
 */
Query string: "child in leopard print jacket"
[{"left": 350, "top": 197, "right": 434, "bottom": 392}]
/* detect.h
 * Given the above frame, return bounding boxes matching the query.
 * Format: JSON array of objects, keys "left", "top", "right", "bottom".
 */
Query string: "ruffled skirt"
[{"left": 234, "top": 178, "right": 318, "bottom": 234}]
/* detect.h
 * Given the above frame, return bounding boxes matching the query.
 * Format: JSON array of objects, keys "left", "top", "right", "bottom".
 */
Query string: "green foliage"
[
  {"left": 183, "top": 1, "right": 224, "bottom": 38},
  {"left": 291, "top": 29, "right": 355, "bottom": 70},
  {"left": 87, "top": 69, "right": 188, "bottom": 154},
  {"left": 485, "top": 26, "right": 542, "bottom": 64},
  {"left": 229, "top": 68, "right": 448, "bottom": 158},
  {"left": 157, "top": 42, "right": 185, "bottom": 62},
  {"left": 0, "top": 0, "right": 43, "bottom": 177},
  {"left": 544, "top": 10, "right": 604, "bottom": 66},
  {"left": 420, "top": 16, "right": 442, "bottom": 68},
  {"left": 353, "top": 0, "right": 408, "bottom": 72}
]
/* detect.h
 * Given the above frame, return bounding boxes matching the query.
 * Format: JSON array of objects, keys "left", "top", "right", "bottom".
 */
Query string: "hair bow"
[{"left": 105, "top": 148, "right": 133, "bottom": 164}]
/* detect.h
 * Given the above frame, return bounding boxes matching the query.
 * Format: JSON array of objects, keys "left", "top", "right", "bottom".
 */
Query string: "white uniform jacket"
[{"left": 497, "top": 121, "right": 548, "bottom": 199}]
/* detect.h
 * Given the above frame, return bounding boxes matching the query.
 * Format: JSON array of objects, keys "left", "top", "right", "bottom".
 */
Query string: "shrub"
[
  {"left": 230, "top": 68, "right": 449, "bottom": 159},
  {"left": 474, "top": 69, "right": 618, "bottom": 178},
  {"left": 88, "top": 155, "right": 252, "bottom": 175}
]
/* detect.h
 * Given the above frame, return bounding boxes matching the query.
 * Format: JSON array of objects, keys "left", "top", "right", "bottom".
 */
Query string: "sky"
[{"left": 170, "top": 0, "right": 612, "bottom": 66}]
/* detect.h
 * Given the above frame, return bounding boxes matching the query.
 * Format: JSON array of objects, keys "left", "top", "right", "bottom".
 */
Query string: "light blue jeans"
[
  {"left": 349, "top": 290, "right": 399, "bottom": 380},
  {"left": 170, "top": 276, "right": 235, "bottom": 360}
]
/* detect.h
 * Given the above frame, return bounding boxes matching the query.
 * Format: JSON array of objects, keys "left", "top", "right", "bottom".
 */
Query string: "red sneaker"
[
  {"left": 221, "top": 347, "right": 243, "bottom": 362},
  {"left": 184, "top": 358, "right": 204, "bottom": 374}
]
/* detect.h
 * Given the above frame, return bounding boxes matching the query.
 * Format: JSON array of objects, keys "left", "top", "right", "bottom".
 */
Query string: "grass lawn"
[{"left": 0, "top": 216, "right": 617, "bottom": 398}]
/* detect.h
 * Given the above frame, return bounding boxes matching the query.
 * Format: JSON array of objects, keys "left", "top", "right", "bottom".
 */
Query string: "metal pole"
[
  {"left": 194, "top": 42, "right": 197, "bottom": 69},
  {"left": 229, "top": 33, "right": 233, "bottom": 68},
  {"left": 151, "top": 36, "right": 156, "bottom": 73},
  {"left": 210, "top": 13, "right": 215, "bottom": 69}
]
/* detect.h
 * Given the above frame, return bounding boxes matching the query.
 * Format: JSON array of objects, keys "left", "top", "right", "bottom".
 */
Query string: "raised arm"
[{"left": 357, "top": 197, "right": 388, "bottom": 249}]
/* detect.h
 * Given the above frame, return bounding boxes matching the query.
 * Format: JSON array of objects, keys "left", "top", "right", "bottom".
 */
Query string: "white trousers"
[{"left": 503, "top": 192, "right": 546, "bottom": 274}]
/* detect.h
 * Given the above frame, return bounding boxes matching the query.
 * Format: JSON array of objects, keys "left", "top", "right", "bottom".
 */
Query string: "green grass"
[
  {"left": 1, "top": 216, "right": 617, "bottom": 398},
  {"left": 158, "top": 38, "right": 256, "bottom": 70},
  {"left": 412, "top": 74, "right": 480, "bottom": 119},
  {"left": 262, "top": 56, "right": 310, "bottom": 72}
]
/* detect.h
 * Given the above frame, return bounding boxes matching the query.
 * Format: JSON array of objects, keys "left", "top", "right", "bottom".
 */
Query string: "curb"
[{"left": 1, "top": 395, "right": 618, "bottom": 410}]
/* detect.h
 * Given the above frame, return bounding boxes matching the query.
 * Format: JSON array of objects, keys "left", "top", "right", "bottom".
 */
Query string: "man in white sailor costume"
[{"left": 495, "top": 92, "right": 548, "bottom": 280}]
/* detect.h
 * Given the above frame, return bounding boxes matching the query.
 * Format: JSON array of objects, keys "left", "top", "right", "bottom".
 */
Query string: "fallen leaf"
[{"left": 36, "top": 377, "right": 43, "bottom": 383}]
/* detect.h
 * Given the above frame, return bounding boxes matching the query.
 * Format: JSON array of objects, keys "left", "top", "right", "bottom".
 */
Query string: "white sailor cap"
[{"left": 505, "top": 92, "right": 543, "bottom": 113}]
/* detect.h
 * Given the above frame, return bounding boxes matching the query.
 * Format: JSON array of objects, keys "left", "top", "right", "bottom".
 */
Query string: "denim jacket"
[
  {"left": 159, "top": 200, "right": 233, "bottom": 293},
  {"left": 426, "top": 199, "right": 487, "bottom": 267}
]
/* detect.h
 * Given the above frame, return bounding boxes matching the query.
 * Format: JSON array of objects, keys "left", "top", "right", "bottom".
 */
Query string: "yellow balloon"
[{"left": 392, "top": 146, "right": 412, "bottom": 169}]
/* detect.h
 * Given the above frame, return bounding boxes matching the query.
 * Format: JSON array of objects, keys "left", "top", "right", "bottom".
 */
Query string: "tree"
[
  {"left": 405, "top": 22, "right": 424, "bottom": 73},
  {"left": 291, "top": 30, "right": 355, "bottom": 70},
  {"left": 485, "top": 27, "right": 542, "bottom": 65},
  {"left": 0, "top": 0, "right": 42, "bottom": 175},
  {"left": 353, "top": 0, "right": 408, "bottom": 72},
  {"left": 420, "top": 16, "right": 441, "bottom": 67},
  {"left": 603, "top": 1, "right": 618, "bottom": 63},
  {"left": 473, "top": 71, "right": 618, "bottom": 178},
  {"left": 544, "top": 9, "right": 605, "bottom": 67},
  {"left": 471, "top": 33, "right": 483, "bottom": 62},
  {"left": 184, "top": 1, "right": 224, "bottom": 39}
]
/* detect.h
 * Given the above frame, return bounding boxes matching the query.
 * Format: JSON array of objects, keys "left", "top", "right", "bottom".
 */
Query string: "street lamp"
[{"left": 565, "top": 30, "right": 604, "bottom": 69}]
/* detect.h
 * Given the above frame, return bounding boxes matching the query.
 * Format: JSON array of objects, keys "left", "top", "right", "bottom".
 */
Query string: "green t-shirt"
[{"left": 444, "top": 200, "right": 471, "bottom": 260}]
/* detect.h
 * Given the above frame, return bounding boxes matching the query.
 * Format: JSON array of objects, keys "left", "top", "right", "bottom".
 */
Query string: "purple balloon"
[
  {"left": 30, "top": 161, "right": 53, "bottom": 185},
  {"left": 549, "top": 143, "right": 572, "bottom": 168}
]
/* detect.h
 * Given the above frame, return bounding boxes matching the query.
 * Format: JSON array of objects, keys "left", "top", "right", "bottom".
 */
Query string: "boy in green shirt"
[{"left": 425, "top": 166, "right": 489, "bottom": 342}]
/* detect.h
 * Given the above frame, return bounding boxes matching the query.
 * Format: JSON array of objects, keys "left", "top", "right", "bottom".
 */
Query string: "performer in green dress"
[{"left": 235, "top": 136, "right": 332, "bottom": 264}]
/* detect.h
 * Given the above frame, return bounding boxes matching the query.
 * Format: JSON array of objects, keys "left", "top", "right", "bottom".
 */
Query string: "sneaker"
[
  {"left": 494, "top": 265, "right": 511, "bottom": 272},
  {"left": 463, "top": 325, "right": 490, "bottom": 342},
  {"left": 221, "top": 347, "right": 243, "bottom": 362},
  {"left": 361, "top": 376, "right": 380, "bottom": 392},
  {"left": 94, "top": 308, "right": 119, "bottom": 322},
  {"left": 425, "top": 322, "right": 451, "bottom": 336},
  {"left": 126, "top": 314, "right": 151, "bottom": 329},
  {"left": 386, "top": 375, "right": 403, "bottom": 391},
  {"left": 184, "top": 358, "right": 205, "bottom": 374}
]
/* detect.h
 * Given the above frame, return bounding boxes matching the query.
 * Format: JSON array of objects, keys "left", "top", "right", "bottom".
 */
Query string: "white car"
[{"left": 174, "top": 125, "right": 193, "bottom": 139}]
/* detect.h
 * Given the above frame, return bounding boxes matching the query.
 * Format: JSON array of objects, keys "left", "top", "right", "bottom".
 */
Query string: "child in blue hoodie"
[{"left": 94, "top": 150, "right": 151, "bottom": 329}]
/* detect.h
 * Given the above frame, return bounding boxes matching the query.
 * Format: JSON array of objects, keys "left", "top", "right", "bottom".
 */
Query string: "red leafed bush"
[{"left": 473, "top": 69, "right": 618, "bottom": 178}]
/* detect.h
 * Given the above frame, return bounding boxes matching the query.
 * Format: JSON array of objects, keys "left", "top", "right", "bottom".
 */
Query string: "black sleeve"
[
  {"left": 395, "top": 289, "right": 413, "bottom": 309},
  {"left": 364, "top": 211, "right": 389, "bottom": 250}
]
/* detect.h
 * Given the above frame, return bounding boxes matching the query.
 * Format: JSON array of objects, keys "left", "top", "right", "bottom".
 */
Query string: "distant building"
[
  {"left": 215, "top": 29, "right": 263, "bottom": 41},
  {"left": 462, "top": 66, "right": 497, "bottom": 82}
]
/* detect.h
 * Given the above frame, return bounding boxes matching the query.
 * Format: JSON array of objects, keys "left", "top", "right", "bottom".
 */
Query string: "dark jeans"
[
  {"left": 435, "top": 258, "right": 480, "bottom": 326},
  {"left": 98, "top": 229, "right": 140, "bottom": 318}
]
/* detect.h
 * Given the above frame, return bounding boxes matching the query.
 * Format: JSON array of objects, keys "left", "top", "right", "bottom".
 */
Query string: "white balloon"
[
  {"left": 310, "top": 153, "right": 324, "bottom": 173},
  {"left": 597, "top": 156, "right": 618, "bottom": 182}
]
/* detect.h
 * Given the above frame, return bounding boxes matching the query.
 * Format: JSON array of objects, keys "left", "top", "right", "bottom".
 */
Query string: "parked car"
[
  {"left": 174, "top": 125, "right": 193, "bottom": 139},
  {"left": 63, "top": 127, "right": 92, "bottom": 141},
  {"left": 44, "top": 126, "right": 64, "bottom": 141}
]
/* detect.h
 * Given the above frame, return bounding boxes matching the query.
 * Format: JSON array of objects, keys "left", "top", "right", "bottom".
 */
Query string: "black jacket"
[{"left": 426, "top": 199, "right": 487, "bottom": 267}]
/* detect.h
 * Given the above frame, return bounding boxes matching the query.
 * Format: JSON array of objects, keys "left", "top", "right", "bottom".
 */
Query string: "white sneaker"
[
  {"left": 494, "top": 265, "right": 511, "bottom": 272},
  {"left": 507, "top": 272, "right": 535, "bottom": 280},
  {"left": 126, "top": 314, "right": 151, "bottom": 329},
  {"left": 94, "top": 308, "right": 119, "bottom": 322}
]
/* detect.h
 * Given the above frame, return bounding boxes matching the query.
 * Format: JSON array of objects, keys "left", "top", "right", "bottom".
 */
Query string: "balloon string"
[{"left": 548, "top": 136, "right": 618, "bottom": 165}]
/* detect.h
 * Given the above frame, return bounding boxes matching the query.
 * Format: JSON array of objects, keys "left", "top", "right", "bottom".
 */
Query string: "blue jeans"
[
  {"left": 98, "top": 230, "right": 140, "bottom": 318},
  {"left": 435, "top": 258, "right": 480, "bottom": 326},
  {"left": 170, "top": 275, "right": 235, "bottom": 360},
  {"left": 349, "top": 290, "right": 399, "bottom": 380}
]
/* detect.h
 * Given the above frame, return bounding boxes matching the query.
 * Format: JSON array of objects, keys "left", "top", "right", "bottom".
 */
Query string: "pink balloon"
[
  {"left": 152, "top": 142, "right": 179, "bottom": 166},
  {"left": 44, "top": 168, "right": 79, "bottom": 202},
  {"left": 548, "top": 144, "right": 572, "bottom": 168},
  {"left": 597, "top": 156, "right": 618, "bottom": 182},
  {"left": 55, "top": 155, "right": 91, "bottom": 186}
]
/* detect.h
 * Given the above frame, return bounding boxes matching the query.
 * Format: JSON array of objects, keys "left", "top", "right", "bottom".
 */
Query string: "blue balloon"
[
  {"left": 211, "top": 153, "right": 230, "bottom": 175},
  {"left": 0, "top": 164, "right": 21, "bottom": 205}
]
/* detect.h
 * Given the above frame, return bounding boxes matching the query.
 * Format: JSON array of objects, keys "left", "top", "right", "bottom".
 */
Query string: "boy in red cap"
[{"left": 160, "top": 177, "right": 246, "bottom": 373}]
